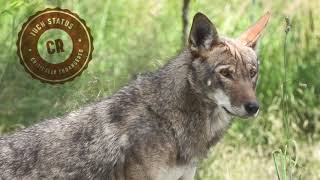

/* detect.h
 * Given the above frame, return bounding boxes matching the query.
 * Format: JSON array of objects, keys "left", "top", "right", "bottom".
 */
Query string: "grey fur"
[{"left": 0, "top": 12, "right": 268, "bottom": 180}]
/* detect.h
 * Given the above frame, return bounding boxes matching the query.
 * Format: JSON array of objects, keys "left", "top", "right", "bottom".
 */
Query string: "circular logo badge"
[{"left": 17, "top": 8, "right": 93, "bottom": 84}]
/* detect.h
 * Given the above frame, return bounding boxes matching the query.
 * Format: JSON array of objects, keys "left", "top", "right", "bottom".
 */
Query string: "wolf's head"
[{"left": 187, "top": 12, "right": 270, "bottom": 118}]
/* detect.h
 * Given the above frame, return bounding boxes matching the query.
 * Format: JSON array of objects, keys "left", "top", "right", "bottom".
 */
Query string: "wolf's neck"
[
  {"left": 146, "top": 50, "right": 232, "bottom": 163},
  {"left": 155, "top": 50, "right": 195, "bottom": 110}
]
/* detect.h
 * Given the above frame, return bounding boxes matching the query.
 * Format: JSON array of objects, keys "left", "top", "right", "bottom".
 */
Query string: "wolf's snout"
[{"left": 244, "top": 101, "right": 259, "bottom": 115}]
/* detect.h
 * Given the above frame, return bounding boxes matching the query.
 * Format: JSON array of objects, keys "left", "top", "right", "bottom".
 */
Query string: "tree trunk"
[{"left": 182, "top": 0, "right": 190, "bottom": 47}]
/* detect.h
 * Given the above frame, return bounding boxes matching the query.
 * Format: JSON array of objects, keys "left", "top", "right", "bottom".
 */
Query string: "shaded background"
[{"left": 0, "top": 0, "right": 319, "bottom": 179}]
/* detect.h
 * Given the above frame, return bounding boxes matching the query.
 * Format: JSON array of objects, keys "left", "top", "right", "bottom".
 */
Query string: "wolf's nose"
[{"left": 244, "top": 101, "right": 259, "bottom": 115}]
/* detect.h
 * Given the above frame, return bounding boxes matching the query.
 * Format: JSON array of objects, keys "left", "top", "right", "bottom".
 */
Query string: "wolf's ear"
[
  {"left": 238, "top": 12, "right": 271, "bottom": 50},
  {"left": 188, "top": 12, "right": 219, "bottom": 57}
]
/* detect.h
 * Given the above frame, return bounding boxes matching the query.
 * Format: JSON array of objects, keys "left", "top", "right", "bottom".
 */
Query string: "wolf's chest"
[{"left": 154, "top": 165, "right": 196, "bottom": 180}]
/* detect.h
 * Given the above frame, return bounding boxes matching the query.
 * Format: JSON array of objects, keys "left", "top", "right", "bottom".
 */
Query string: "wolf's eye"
[
  {"left": 220, "top": 69, "right": 233, "bottom": 79},
  {"left": 250, "top": 69, "right": 257, "bottom": 78}
]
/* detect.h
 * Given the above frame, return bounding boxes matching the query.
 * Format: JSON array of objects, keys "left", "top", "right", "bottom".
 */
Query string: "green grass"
[{"left": 0, "top": 0, "right": 319, "bottom": 179}]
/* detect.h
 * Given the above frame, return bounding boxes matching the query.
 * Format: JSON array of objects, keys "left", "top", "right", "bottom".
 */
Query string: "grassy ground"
[{"left": 0, "top": 0, "right": 319, "bottom": 179}]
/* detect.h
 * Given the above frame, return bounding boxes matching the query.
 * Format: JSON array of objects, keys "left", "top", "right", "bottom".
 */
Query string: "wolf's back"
[{"left": 0, "top": 101, "right": 126, "bottom": 180}]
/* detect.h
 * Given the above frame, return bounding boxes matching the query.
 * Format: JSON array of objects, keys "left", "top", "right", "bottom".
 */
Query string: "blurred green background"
[{"left": 0, "top": 0, "right": 319, "bottom": 179}]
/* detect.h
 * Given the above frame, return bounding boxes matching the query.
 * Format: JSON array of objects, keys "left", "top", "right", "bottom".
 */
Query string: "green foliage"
[{"left": 0, "top": 0, "right": 319, "bottom": 179}]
